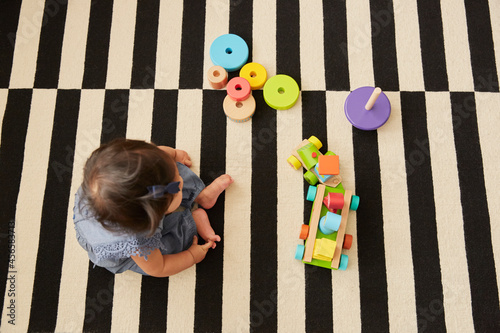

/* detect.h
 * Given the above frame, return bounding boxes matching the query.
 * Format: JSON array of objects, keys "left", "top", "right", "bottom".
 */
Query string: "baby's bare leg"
[
  {"left": 192, "top": 208, "right": 220, "bottom": 249},
  {"left": 196, "top": 174, "right": 233, "bottom": 209}
]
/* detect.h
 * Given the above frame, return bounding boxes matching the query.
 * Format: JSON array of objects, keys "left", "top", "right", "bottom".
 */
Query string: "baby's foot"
[
  {"left": 196, "top": 174, "right": 234, "bottom": 209},
  {"left": 192, "top": 208, "right": 221, "bottom": 249}
]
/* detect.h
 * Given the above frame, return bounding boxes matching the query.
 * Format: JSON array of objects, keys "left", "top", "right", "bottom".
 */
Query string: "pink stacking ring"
[{"left": 227, "top": 77, "right": 251, "bottom": 101}]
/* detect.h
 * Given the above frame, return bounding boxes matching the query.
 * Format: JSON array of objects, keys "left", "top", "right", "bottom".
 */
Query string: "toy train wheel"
[
  {"left": 325, "top": 151, "right": 335, "bottom": 156},
  {"left": 295, "top": 244, "right": 305, "bottom": 260},
  {"left": 338, "top": 254, "right": 348, "bottom": 271},
  {"left": 304, "top": 170, "right": 318, "bottom": 185},
  {"left": 350, "top": 195, "right": 360, "bottom": 211},
  {"left": 299, "top": 224, "right": 309, "bottom": 240},
  {"left": 306, "top": 185, "right": 317, "bottom": 201},
  {"left": 308, "top": 136, "right": 322, "bottom": 150},
  {"left": 343, "top": 234, "right": 353, "bottom": 249},
  {"left": 287, "top": 155, "right": 301, "bottom": 170}
]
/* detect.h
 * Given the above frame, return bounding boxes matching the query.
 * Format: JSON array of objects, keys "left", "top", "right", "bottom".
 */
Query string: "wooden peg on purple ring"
[{"left": 344, "top": 86, "right": 391, "bottom": 131}]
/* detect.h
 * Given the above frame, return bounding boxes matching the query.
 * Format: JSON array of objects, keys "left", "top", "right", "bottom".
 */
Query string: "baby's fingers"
[{"left": 201, "top": 240, "right": 214, "bottom": 251}]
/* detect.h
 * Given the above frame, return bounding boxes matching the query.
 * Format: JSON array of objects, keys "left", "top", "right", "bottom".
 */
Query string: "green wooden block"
[{"left": 297, "top": 142, "right": 320, "bottom": 170}]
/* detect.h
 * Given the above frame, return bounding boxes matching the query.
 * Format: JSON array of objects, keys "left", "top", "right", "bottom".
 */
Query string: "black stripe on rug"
[
  {"left": 194, "top": 89, "right": 227, "bottom": 332},
  {"left": 450, "top": 92, "right": 500, "bottom": 331},
  {"left": 28, "top": 89, "right": 81, "bottom": 332},
  {"left": 277, "top": 0, "right": 301, "bottom": 84},
  {"left": 33, "top": 0, "right": 68, "bottom": 88},
  {"left": 352, "top": 128, "right": 389, "bottom": 331},
  {"left": 370, "top": 0, "right": 399, "bottom": 91},
  {"left": 179, "top": 0, "right": 206, "bottom": 89},
  {"left": 229, "top": 0, "right": 253, "bottom": 65},
  {"left": 0, "top": 1, "right": 22, "bottom": 88},
  {"left": 82, "top": 0, "right": 114, "bottom": 89},
  {"left": 82, "top": 89, "right": 129, "bottom": 332},
  {"left": 139, "top": 276, "right": 168, "bottom": 333},
  {"left": 249, "top": 90, "right": 278, "bottom": 331},
  {"left": 323, "top": 0, "right": 350, "bottom": 91},
  {"left": 138, "top": 89, "right": 179, "bottom": 333},
  {"left": 416, "top": 0, "right": 448, "bottom": 91},
  {"left": 151, "top": 90, "right": 179, "bottom": 147},
  {"left": 401, "top": 91, "right": 445, "bottom": 332},
  {"left": 0, "top": 89, "right": 32, "bottom": 325},
  {"left": 463, "top": 0, "right": 499, "bottom": 92},
  {"left": 131, "top": 0, "right": 160, "bottom": 89},
  {"left": 301, "top": 91, "right": 334, "bottom": 333}
]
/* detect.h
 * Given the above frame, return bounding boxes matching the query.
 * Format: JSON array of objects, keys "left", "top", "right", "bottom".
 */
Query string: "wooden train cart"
[{"left": 295, "top": 184, "right": 359, "bottom": 270}]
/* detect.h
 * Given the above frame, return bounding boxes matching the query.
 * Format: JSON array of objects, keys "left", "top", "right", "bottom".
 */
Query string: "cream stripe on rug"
[
  {"left": 109, "top": 89, "right": 156, "bottom": 333},
  {"left": 490, "top": 1, "right": 500, "bottom": 78},
  {"left": 276, "top": 98, "right": 305, "bottom": 333},
  {"left": 441, "top": 1, "right": 474, "bottom": 91},
  {"left": 8, "top": 0, "right": 44, "bottom": 88},
  {"left": 300, "top": 0, "right": 325, "bottom": 91},
  {"left": 393, "top": 0, "right": 425, "bottom": 91},
  {"left": 155, "top": 0, "right": 184, "bottom": 90},
  {"left": 202, "top": 0, "right": 229, "bottom": 90},
  {"left": 55, "top": 89, "right": 105, "bottom": 333},
  {"left": 253, "top": 0, "right": 277, "bottom": 78},
  {"left": 0, "top": 90, "right": 56, "bottom": 332},
  {"left": 58, "top": 0, "right": 91, "bottom": 89},
  {"left": 223, "top": 110, "right": 252, "bottom": 332},
  {"left": 476, "top": 92, "right": 500, "bottom": 309},
  {"left": 346, "top": 0, "right": 374, "bottom": 88},
  {"left": 105, "top": 0, "right": 137, "bottom": 90},
  {"left": 326, "top": 90, "right": 361, "bottom": 332},
  {"left": 378, "top": 92, "right": 417, "bottom": 332},
  {"left": 0, "top": 90, "right": 8, "bottom": 143},
  {"left": 426, "top": 92, "right": 474, "bottom": 332},
  {"left": 166, "top": 89, "right": 203, "bottom": 333}
]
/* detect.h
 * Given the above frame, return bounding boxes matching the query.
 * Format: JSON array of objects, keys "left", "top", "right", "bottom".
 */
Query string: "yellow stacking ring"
[{"left": 239, "top": 62, "right": 268, "bottom": 90}]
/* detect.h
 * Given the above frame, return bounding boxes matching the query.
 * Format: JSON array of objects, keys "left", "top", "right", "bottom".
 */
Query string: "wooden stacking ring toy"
[
  {"left": 344, "top": 86, "right": 391, "bottom": 130},
  {"left": 210, "top": 34, "right": 249, "bottom": 72},
  {"left": 239, "top": 62, "right": 268, "bottom": 90},
  {"left": 227, "top": 77, "right": 251, "bottom": 101},
  {"left": 223, "top": 94, "right": 256, "bottom": 122},
  {"left": 263, "top": 74, "right": 300, "bottom": 110},
  {"left": 207, "top": 65, "right": 228, "bottom": 89}
]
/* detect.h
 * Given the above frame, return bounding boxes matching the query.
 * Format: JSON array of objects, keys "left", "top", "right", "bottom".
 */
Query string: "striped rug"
[{"left": 1, "top": 0, "right": 500, "bottom": 332}]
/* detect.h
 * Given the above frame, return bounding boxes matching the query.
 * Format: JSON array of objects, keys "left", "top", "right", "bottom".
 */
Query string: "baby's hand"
[
  {"left": 175, "top": 149, "right": 192, "bottom": 167},
  {"left": 187, "top": 235, "right": 213, "bottom": 264}
]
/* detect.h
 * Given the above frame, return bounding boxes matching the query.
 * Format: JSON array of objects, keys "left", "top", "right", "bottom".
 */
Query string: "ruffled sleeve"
[{"left": 93, "top": 232, "right": 164, "bottom": 261}]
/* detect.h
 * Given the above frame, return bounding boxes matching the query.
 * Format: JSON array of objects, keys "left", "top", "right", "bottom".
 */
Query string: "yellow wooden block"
[{"left": 312, "top": 238, "right": 337, "bottom": 261}]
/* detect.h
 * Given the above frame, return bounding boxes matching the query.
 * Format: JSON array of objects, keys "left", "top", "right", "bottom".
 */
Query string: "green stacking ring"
[{"left": 263, "top": 75, "right": 300, "bottom": 110}]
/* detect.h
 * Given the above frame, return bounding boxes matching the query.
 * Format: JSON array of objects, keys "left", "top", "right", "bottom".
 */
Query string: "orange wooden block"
[{"left": 318, "top": 155, "right": 339, "bottom": 175}]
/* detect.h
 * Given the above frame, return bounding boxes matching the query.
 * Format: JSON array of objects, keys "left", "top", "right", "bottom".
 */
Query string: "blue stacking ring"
[{"left": 210, "top": 34, "right": 249, "bottom": 72}]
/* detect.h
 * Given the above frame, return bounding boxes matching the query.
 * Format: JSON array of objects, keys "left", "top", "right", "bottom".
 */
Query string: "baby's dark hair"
[{"left": 81, "top": 138, "right": 177, "bottom": 235}]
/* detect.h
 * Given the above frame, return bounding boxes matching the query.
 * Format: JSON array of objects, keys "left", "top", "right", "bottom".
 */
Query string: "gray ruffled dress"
[{"left": 73, "top": 162, "right": 205, "bottom": 275}]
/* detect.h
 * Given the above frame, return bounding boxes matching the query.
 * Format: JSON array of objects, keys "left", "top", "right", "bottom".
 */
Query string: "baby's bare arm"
[
  {"left": 131, "top": 236, "right": 213, "bottom": 277},
  {"left": 157, "top": 145, "right": 192, "bottom": 167}
]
